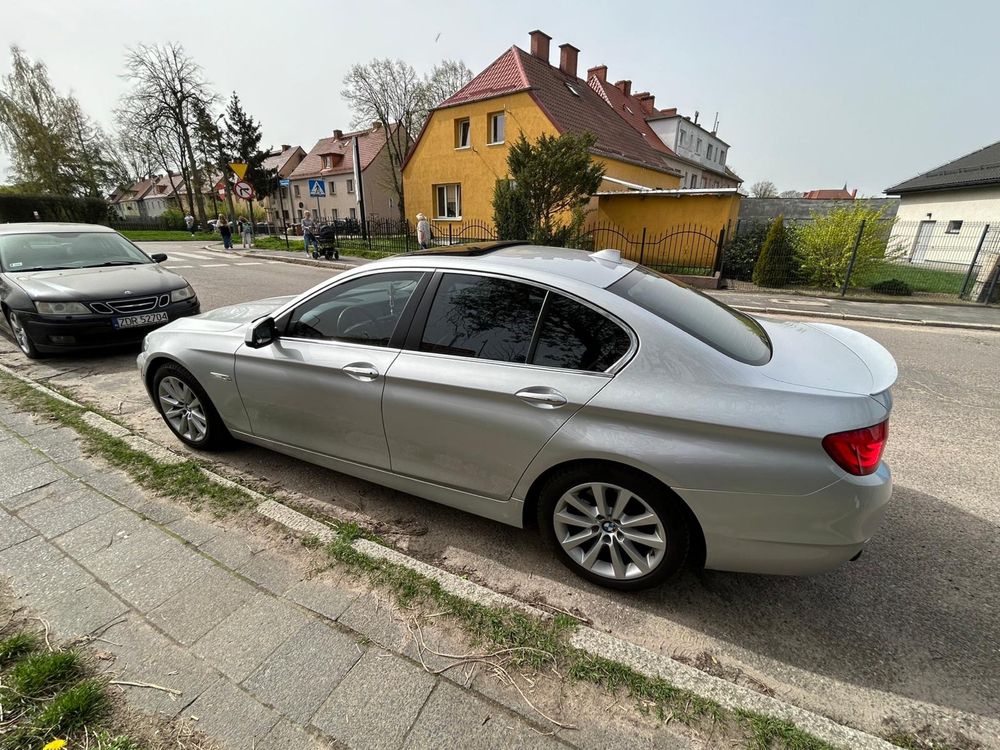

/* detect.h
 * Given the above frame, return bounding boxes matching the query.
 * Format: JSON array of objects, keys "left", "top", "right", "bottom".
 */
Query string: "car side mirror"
[
  {"left": 245, "top": 316, "right": 277, "bottom": 348},
  {"left": 151, "top": 253, "right": 168, "bottom": 263}
]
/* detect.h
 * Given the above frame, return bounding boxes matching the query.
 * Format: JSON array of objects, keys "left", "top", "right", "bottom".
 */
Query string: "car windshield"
[
  {"left": 609, "top": 266, "right": 772, "bottom": 365},
  {"left": 0, "top": 232, "right": 152, "bottom": 273}
]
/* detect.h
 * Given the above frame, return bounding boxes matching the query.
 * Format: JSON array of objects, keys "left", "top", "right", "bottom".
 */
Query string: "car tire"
[
  {"left": 4, "top": 309, "right": 42, "bottom": 359},
  {"left": 152, "top": 362, "right": 232, "bottom": 451},
  {"left": 537, "top": 464, "right": 689, "bottom": 591}
]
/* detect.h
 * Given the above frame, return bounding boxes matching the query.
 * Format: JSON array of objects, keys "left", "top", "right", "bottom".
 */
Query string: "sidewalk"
[
  {"left": 0, "top": 395, "right": 692, "bottom": 750},
  {"left": 201, "top": 243, "right": 1000, "bottom": 331}
]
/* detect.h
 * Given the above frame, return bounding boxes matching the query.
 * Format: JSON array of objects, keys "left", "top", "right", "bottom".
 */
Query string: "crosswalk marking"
[
  {"left": 200, "top": 263, "right": 228, "bottom": 267},
  {"left": 164, "top": 264, "right": 193, "bottom": 269},
  {"left": 235, "top": 262, "right": 262, "bottom": 266},
  {"left": 167, "top": 251, "right": 214, "bottom": 260}
]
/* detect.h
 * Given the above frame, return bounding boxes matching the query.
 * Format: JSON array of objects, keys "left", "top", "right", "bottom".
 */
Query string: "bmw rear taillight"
[{"left": 822, "top": 421, "right": 888, "bottom": 476}]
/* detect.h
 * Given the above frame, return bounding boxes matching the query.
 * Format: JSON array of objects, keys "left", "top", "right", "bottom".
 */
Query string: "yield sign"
[{"left": 229, "top": 162, "right": 248, "bottom": 179}]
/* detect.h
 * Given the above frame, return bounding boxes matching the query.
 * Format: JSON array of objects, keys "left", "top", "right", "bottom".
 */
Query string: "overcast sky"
[{"left": 2, "top": 0, "right": 998, "bottom": 196}]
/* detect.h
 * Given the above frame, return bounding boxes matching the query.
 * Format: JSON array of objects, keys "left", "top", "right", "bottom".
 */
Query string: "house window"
[
  {"left": 719, "top": 150, "right": 727, "bottom": 166},
  {"left": 294, "top": 184, "right": 301, "bottom": 197},
  {"left": 696, "top": 138, "right": 702, "bottom": 154},
  {"left": 350, "top": 207, "right": 357, "bottom": 219},
  {"left": 332, "top": 208, "right": 339, "bottom": 219},
  {"left": 706, "top": 144, "right": 714, "bottom": 160},
  {"left": 455, "top": 118, "right": 470, "bottom": 149},
  {"left": 678, "top": 130, "right": 685, "bottom": 147},
  {"left": 322, "top": 155, "right": 332, "bottom": 169},
  {"left": 946, "top": 220, "right": 963, "bottom": 234},
  {"left": 435, "top": 183, "right": 462, "bottom": 219},
  {"left": 688, "top": 174, "right": 698, "bottom": 188},
  {"left": 347, "top": 179, "right": 354, "bottom": 194},
  {"left": 328, "top": 180, "right": 336, "bottom": 194},
  {"left": 488, "top": 112, "right": 505, "bottom": 144}
]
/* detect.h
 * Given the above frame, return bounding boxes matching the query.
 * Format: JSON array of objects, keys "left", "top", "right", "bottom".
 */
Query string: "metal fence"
[{"left": 724, "top": 217, "right": 1000, "bottom": 303}]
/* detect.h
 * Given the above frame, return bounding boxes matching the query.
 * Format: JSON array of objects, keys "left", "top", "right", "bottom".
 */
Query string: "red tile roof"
[
  {"left": 586, "top": 76, "right": 675, "bottom": 156},
  {"left": 262, "top": 145, "right": 304, "bottom": 174},
  {"left": 289, "top": 125, "right": 397, "bottom": 180},
  {"left": 436, "top": 46, "right": 679, "bottom": 179},
  {"left": 803, "top": 188, "right": 855, "bottom": 200}
]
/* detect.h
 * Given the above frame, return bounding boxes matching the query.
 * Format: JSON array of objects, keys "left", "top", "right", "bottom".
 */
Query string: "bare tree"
[
  {"left": 341, "top": 58, "right": 472, "bottom": 220},
  {"left": 778, "top": 189, "right": 803, "bottom": 198},
  {"left": 749, "top": 180, "right": 778, "bottom": 198},
  {"left": 119, "top": 43, "right": 216, "bottom": 226}
]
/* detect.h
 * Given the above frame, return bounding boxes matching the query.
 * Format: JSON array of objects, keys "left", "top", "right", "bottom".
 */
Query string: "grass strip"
[
  {"left": 0, "top": 632, "right": 39, "bottom": 665},
  {"left": 0, "top": 373, "right": 256, "bottom": 517}
]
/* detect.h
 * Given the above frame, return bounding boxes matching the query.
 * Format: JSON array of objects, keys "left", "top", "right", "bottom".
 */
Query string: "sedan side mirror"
[
  {"left": 245, "top": 316, "right": 277, "bottom": 348},
  {"left": 151, "top": 253, "right": 168, "bottom": 263}
]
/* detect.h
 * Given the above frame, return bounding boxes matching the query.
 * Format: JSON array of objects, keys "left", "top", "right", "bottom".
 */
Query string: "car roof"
[
  {"left": 373, "top": 243, "right": 637, "bottom": 290},
  {"left": 0, "top": 223, "right": 117, "bottom": 236}
]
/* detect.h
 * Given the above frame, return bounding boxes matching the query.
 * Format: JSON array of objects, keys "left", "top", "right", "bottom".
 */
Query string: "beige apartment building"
[{"left": 285, "top": 124, "right": 401, "bottom": 224}]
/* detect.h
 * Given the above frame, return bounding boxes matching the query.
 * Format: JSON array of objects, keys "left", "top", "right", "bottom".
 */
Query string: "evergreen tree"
[
  {"left": 223, "top": 93, "right": 274, "bottom": 203},
  {"left": 752, "top": 215, "right": 793, "bottom": 288}
]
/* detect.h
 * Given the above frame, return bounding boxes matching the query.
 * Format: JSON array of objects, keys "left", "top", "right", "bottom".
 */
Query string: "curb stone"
[
  {"left": 1, "top": 366, "right": 905, "bottom": 750},
  {"left": 733, "top": 305, "right": 1000, "bottom": 332}
]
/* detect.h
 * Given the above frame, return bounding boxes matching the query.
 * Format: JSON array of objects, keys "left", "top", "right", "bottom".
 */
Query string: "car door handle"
[
  {"left": 515, "top": 388, "right": 567, "bottom": 408},
  {"left": 343, "top": 363, "right": 379, "bottom": 381}
]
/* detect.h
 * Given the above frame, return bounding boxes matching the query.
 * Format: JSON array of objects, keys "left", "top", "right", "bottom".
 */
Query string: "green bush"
[
  {"left": 0, "top": 193, "right": 109, "bottom": 224},
  {"left": 158, "top": 208, "right": 186, "bottom": 230},
  {"left": 723, "top": 221, "right": 769, "bottom": 281},
  {"left": 492, "top": 179, "right": 532, "bottom": 241},
  {"left": 871, "top": 278, "right": 913, "bottom": 296},
  {"left": 794, "top": 203, "right": 896, "bottom": 288},
  {"left": 752, "top": 216, "right": 793, "bottom": 288}
]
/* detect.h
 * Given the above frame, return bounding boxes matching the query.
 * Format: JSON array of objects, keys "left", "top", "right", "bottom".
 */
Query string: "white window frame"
[
  {"left": 435, "top": 183, "right": 462, "bottom": 220},
  {"left": 456, "top": 118, "right": 471, "bottom": 149},
  {"left": 706, "top": 144, "right": 714, "bottom": 160},
  {"left": 328, "top": 180, "right": 336, "bottom": 194},
  {"left": 293, "top": 184, "right": 301, "bottom": 197},
  {"left": 487, "top": 112, "right": 505, "bottom": 145},
  {"left": 332, "top": 208, "right": 339, "bottom": 219},
  {"left": 347, "top": 179, "right": 354, "bottom": 194},
  {"left": 945, "top": 220, "right": 963, "bottom": 234},
  {"left": 349, "top": 207, "right": 357, "bottom": 219}
]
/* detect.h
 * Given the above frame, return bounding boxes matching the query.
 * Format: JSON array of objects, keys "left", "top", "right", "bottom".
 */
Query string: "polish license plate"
[{"left": 112, "top": 312, "right": 168, "bottom": 329}]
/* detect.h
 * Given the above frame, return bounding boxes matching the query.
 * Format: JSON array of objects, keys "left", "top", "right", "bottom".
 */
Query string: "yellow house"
[{"left": 402, "top": 30, "right": 684, "bottom": 229}]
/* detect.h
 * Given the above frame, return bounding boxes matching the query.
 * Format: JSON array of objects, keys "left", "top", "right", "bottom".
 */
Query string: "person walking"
[
  {"left": 218, "top": 215, "right": 233, "bottom": 249},
  {"left": 184, "top": 212, "right": 195, "bottom": 235},
  {"left": 240, "top": 216, "right": 253, "bottom": 248},
  {"left": 301, "top": 210, "right": 320, "bottom": 257},
  {"left": 416, "top": 212, "right": 431, "bottom": 250}
]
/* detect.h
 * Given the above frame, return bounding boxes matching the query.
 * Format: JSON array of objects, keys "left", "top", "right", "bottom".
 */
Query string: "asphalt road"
[{"left": 3, "top": 242, "right": 998, "bottom": 743}]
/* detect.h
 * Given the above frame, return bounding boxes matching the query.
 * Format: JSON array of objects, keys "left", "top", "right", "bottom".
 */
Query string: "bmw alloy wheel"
[
  {"left": 552, "top": 482, "right": 667, "bottom": 581},
  {"left": 157, "top": 375, "right": 209, "bottom": 443}
]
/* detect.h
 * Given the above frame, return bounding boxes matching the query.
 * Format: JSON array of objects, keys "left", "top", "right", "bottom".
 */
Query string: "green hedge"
[{"left": 0, "top": 193, "right": 110, "bottom": 224}]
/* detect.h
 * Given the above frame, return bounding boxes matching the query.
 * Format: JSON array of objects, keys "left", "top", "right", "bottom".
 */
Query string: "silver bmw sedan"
[{"left": 137, "top": 243, "right": 896, "bottom": 591}]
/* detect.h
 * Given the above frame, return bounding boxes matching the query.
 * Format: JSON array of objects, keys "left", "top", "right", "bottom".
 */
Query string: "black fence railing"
[{"left": 724, "top": 217, "right": 1000, "bottom": 303}]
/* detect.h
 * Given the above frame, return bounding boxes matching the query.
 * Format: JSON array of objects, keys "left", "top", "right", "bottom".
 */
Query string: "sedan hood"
[
  {"left": 198, "top": 296, "right": 293, "bottom": 324},
  {"left": 10, "top": 264, "right": 186, "bottom": 301},
  {"left": 757, "top": 319, "right": 897, "bottom": 395}
]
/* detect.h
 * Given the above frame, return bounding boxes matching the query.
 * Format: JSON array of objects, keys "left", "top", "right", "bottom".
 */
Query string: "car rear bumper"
[
  {"left": 680, "top": 462, "right": 892, "bottom": 575},
  {"left": 18, "top": 299, "right": 201, "bottom": 353}
]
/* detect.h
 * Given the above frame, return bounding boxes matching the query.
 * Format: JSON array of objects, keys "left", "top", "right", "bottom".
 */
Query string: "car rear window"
[{"left": 609, "top": 267, "right": 772, "bottom": 365}]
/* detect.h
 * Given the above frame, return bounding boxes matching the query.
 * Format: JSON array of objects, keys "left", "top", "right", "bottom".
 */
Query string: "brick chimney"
[
  {"left": 614, "top": 79, "right": 632, "bottom": 97},
  {"left": 636, "top": 93, "right": 656, "bottom": 114},
  {"left": 529, "top": 30, "right": 551, "bottom": 62},
  {"left": 333, "top": 129, "right": 343, "bottom": 139},
  {"left": 281, "top": 144, "right": 290, "bottom": 151},
  {"left": 558, "top": 43, "right": 579, "bottom": 78},
  {"left": 587, "top": 65, "right": 607, "bottom": 83},
  {"left": 372, "top": 121, "right": 383, "bottom": 130}
]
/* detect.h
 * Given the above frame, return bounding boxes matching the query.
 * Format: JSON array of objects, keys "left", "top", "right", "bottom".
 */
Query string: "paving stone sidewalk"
[{"left": 0, "top": 399, "right": 644, "bottom": 750}]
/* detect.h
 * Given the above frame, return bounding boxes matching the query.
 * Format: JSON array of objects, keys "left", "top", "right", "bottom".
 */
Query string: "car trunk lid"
[{"left": 756, "top": 319, "right": 897, "bottom": 396}]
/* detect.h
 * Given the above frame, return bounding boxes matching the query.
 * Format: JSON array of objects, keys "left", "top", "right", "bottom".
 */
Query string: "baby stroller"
[{"left": 310, "top": 223, "right": 340, "bottom": 261}]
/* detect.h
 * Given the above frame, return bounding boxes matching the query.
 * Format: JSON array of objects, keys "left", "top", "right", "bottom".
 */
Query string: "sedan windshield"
[
  {"left": 610, "top": 266, "right": 772, "bottom": 365},
  {"left": 0, "top": 232, "right": 151, "bottom": 272}
]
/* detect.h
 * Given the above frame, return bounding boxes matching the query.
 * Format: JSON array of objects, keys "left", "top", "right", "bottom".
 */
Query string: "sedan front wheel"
[
  {"left": 5, "top": 310, "right": 41, "bottom": 359},
  {"left": 153, "top": 363, "right": 231, "bottom": 450},
  {"left": 538, "top": 465, "right": 690, "bottom": 591}
]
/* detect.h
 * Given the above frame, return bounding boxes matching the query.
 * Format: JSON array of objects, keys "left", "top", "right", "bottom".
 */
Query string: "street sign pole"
[
  {"left": 352, "top": 136, "right": 368, "bottom": 243},
  {"left": 278, "top": 178, "right": 289, "bottom": 249}
]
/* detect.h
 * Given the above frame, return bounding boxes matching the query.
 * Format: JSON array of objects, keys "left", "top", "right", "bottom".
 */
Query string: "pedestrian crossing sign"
[{"left": 308, "top": 179, "right": 326, "bottom": 197}]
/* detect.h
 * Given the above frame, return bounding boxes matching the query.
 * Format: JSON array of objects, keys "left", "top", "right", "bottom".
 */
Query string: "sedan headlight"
[
  {"left": 35, "top": 301, "right": 91, "bottom": 316},
  {"left": 170, "top": 285, "right": 196, "bottom": 303}
]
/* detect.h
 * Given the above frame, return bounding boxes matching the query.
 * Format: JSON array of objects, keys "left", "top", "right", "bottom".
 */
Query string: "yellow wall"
[
  {"left": 594, "top": 192, "right": 742, "bottom": 270},
  {"left": 403, "top": 92, "right": 682, "bottom": 227}
]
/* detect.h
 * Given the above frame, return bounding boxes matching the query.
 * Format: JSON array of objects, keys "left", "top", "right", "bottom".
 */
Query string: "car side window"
[
  {"left": 531, "top": 294, "right": 631, "bottom": 372},
  {"left": 286, "top": 271, "right": 424, "bottom": 346},
  {"left": 419, "top": 273, "right": 545, "bottom": 363}
]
